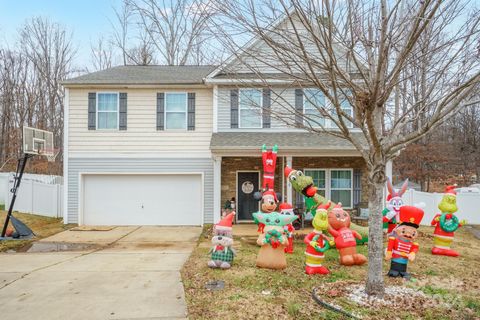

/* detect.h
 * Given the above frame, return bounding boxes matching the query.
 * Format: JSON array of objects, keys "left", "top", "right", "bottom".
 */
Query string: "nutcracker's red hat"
[
  {"left": 215, "top": 212, "right": 235, "bottom": 231},
  {"left": 399, "top": 205, "right": 424, "bottom": 228},
  {"left": 444, "top": 185, "right": 457, "bottom": 197}
]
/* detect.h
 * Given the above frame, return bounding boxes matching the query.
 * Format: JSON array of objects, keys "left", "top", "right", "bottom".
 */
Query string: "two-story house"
[{"left": 62, "top": 16, "right": 368, "bottom": 226}]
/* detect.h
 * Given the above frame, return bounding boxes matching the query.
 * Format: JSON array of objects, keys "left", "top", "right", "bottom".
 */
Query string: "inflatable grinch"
[
  {"left": 208, "top": 212, "right": 236, "bottom": 269},
  {"left": 328, "top": 203, "right": 367, "bottom": 266},
  {"left": 304, "top": 202, "right": 332, "bottom": 275},
  {"left": 431, "top": 185, "right": 467, "bottom": 257},
  {"left": 284, "top": 166, "right": 368, "bottom": 241},
  {"left": 383, "top": 178, "right": 408, "bottom": 234},
  {"left": 386, "top": 205, "right": 424, "bottom": 279},
  {"left": 253, "top": 211, "right": 298, "bottom": 270},
  {"left": 279, "top": 202, "right": 295, "bottom": 254}
]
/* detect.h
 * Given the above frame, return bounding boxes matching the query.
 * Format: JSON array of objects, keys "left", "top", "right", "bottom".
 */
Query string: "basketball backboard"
[{"left": 23, "top": 126, "right": 55, "bottom": 158}]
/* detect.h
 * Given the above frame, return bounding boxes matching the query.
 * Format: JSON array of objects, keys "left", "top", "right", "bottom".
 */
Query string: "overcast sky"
[{"left": 0, "top": 0, "right": 121, "bottom": 68}]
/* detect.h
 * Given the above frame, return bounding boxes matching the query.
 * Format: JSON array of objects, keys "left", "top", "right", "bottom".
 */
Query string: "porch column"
[
  {"left": 386, "top": 160, "right": 393, "bottom": 181},
  {"left": 213, "top": 155, "right": 222, "bottom": 224},
  {"left": 286, "top": 156, "right": 293, "bottom": 204}
]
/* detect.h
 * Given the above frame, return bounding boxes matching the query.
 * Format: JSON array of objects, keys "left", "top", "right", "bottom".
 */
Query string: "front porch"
[{"left": 210, "top": 131, "right": 370, "bottom": 224}]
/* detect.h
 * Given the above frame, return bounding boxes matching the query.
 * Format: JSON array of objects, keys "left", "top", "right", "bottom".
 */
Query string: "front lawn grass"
[
  {"left": 0, "top": 211, "right": 76, "bottom": 252},
  {"left": 181, "top": 226, "right": 480, "bottom": 320}
]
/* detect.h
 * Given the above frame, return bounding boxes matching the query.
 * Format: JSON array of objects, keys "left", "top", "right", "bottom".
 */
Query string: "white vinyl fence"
[
  {"left": 1, "top": 172, "right": 63, "bottom": 218},
  {"left": 403, "top": 189, "right": 480, "bottom": 225}
]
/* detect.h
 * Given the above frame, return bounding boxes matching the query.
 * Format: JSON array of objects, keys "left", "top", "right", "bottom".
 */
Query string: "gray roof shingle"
[
  {"left": 62, "top": 65, "right": 217, "bottom": 86},
  {"left": 210, "top": 132, "right": 362, "bottom": 152}
]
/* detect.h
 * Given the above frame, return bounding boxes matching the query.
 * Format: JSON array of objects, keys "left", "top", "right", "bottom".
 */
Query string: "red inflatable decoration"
[
  {"left": 328, "top": 203, "right": 366, "bottom": 266},
  {"left": 431, "top": 185, "right": 467, "bottom": 257},
  {"left": 279, "top": 202, "right": 295, "bottom": 254},
  {"left": 386, "top": 205, "right": 424, "bottom": 280}
]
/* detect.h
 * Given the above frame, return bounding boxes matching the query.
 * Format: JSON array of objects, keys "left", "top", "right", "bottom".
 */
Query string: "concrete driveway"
[{"left": 0, "top": 226, "right": 201, "bottom": 320}]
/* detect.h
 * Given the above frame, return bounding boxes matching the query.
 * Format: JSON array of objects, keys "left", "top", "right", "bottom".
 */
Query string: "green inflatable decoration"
[{"left": 439, "top": 212, "right": 460, "bottom": 233}]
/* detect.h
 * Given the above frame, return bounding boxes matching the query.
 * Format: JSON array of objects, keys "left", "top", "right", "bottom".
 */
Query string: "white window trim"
[
  {"left": 96, "top": 92, "right": 119, "bottom": 130},
  {"left": 303, "top": 168, "right": 354, "bottom": 209},
  {"left": 238, "top": 88, "right": 263, "bottom": 129},
  {"left": 165, "top": 92, "right": 188, "bottom": 131}
]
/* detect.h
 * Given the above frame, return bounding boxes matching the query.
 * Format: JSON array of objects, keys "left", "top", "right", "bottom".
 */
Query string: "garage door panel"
[{"left": 83, "top": 174, "right": 202, "bottom": 226}]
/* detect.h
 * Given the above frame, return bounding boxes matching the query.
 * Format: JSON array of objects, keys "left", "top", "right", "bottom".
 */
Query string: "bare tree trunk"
[{"left": 366, "top": 160, "right": 386, "bottom": 296}]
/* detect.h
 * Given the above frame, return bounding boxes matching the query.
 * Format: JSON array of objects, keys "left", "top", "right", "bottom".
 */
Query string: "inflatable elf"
[
  {"left": 431, "top": 185, "right": 467, "bottom": 257},
  {"left": 382, "top": 178, "right": 408, "bottom": 234},
  {"left": 304, "top": 202, "right": 332, "bottom": 275},
  {"left": 279, "top": 202, "right": 295, "bottom": 254},
  {"left": 386, "top": 205, "right": 424, "bottom": 280}
]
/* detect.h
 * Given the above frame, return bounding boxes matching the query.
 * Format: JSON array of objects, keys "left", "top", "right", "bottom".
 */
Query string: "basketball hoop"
[{"left": 41, "top": 148, "right": 60, "bottom": 162}]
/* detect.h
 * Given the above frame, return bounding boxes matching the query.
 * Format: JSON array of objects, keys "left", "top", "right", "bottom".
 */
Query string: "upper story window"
[
  {"left": 239, "top": 89, "right": 262, "bottom": 128},
  {"left": 331, "top": 91, "right": 353, "bottom": 128},
  {"left": 304, "top": 89, "right": 326, "bottom": 127},
  {"left": 97, "top": 93, "right": 119, "bottom": 130},
  {"left": 301, "top": 88, "right": 353, "bottom": 128},
  {"left": 165, "top": 93, "right": 187, "bottom": 130}
]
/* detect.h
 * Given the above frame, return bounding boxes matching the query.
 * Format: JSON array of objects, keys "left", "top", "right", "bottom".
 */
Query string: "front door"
[{"left": 237, "top": 172, "right": 259, "bottom": 221}]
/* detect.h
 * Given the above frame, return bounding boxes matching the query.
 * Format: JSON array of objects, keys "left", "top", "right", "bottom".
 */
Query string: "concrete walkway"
[{"left": 0, "top": 226, "right": 201, "bottom": 320}]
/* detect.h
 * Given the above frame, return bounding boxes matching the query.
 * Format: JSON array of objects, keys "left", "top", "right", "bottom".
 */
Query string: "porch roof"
[{"left": 210, "top": 132, "right": 363, "bottom": 155}]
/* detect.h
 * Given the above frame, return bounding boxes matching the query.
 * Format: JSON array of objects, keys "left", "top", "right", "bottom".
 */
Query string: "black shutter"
[
  {"left": 353, "top": 169, "right": 362, "bottom": 207},
  {"left": 295, "top": 89, "right": 303, "bottom": 127},
  {"left": 88, "top": 92, "right": 96, "bottom": 130},
  {"left": 187, "top": 93, "right": 195, "bottom": 130},
  {"left": 119, "top": 93, "right": 127, "bottom": 130},
  {"left": 230, "top": 89, "right": 239, "bottom": 128},
  {"left": 157, "top": 92, "right": 165, "bottom": 130},
  {"left": 262, "top": 88, "right": 271, "bottom": 128}
]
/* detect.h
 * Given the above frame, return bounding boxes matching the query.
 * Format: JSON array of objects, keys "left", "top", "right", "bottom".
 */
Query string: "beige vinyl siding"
[{"left": 68, "top": 88, "right": 213, "bottom": 157}]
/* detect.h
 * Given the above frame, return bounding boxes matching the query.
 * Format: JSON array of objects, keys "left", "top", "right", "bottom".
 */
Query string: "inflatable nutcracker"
[
  {"left": 328, "top": 203, "right": 367, "bottom": 266},
  {"left": 208, "top": 212, "right": 236, "bottom": 269},
  {"left": 431, "top": 185, "right": 467, "bottom": 257},
  {"left": 253, "top": 211, "right": 298, "bottom": 270},
  {"left": 382, "top": 178, "right": 408, "bottom": 234},
  {"left": 304, "top": 202, "right": 332, "bottom": 275},
  {"left": 279, "top": 202, "right": 295, "bottom": 254},
  {"left": 386, "top": 205, "right": 424, "bottom": 279}
]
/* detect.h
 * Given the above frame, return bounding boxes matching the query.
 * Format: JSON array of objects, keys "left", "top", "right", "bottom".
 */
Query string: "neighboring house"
[{"left": 62, "top": 16, "right": 369, "bottom": 226}]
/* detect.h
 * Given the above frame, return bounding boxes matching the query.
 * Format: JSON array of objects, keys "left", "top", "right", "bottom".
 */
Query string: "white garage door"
[{"left": 82, "top": 174, "right": 202, "bottom": 226}]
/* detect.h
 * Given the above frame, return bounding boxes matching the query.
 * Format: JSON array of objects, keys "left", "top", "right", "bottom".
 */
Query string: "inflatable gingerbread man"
[{"left": 328, "top": 203, "right": 367, "bottom": 266}]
